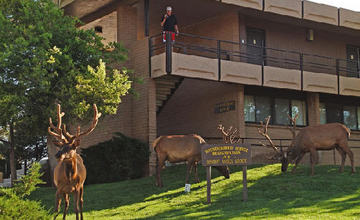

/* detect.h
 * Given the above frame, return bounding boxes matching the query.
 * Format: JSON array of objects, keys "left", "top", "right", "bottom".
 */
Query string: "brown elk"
[
  {"left": 48, "top": 104, "right": 101, "bottom": 220},
  {"left": 258, "top": 115, "right": 356, "bottom": 175},
  {"left": 153, "top": 134, "right": 230, "bottom": 187}
]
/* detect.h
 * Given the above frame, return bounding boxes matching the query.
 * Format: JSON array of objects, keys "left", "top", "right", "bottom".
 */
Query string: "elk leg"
[
  {"left": 291, "top": 152, "right": 305, "bottom": 173},
  {"left": 309, "top": 149, "right": 318, "bottom": 176},
  {"left": 73, "top": 190, "right": 80, "bottom": 220},
  {"left": 54, "top": 191, "right": 62, "bottom": 220},
  {"left": 185, "top": 160, "right": 194, "bottom": 184},
  {"left": 79, "top": 186, "right": 84, "bottom": 220},
  {"left": 341, "top": 146, "right": 356, "bottom": 173},
  {"left": 336, "top": 147, "right": 346, "bottom": 173},
  {"left": 194, "top": 162, "right": 200, "bottom": 183},
  {"left": 63, "top": 193, "right": 69, "bottom": 220},
  {"left": 156, "top": 153, "right": 166, "bottom": 187}
]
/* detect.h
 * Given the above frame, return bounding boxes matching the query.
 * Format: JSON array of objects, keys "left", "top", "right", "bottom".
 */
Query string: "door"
[
  {"left": 346, "top": 45, "right": 360, "bottom": 77},
  {"left": 246, "top": 28, "right": 265, "bottom": 65}
]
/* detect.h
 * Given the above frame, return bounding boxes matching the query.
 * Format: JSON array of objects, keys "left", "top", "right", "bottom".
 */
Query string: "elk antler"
[
  {"left": 257, "top": 116, "right": 281, "bottom": 154},
  {"left": 75, "top": 104, "right": 102, "bottom": 140},
  {"left": 48, "top": 104, "right": 67, "bottom": 146},
  {"left": 287, "top": 113, "right": 299, "bottom": 139},
  {"left": 217, "top": 124, "right": 241, "bottom": 144}
]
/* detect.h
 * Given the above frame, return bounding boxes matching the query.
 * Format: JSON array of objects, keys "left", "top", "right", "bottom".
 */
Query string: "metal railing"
[
  {"left": 205, "top": 136, "right": 360, "bottom": 149},
  {"left": 149, "top": 32, "right": 360, "bottom": 90}
]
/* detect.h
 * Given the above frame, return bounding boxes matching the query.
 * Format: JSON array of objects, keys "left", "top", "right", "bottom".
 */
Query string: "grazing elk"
[
  {"left": 48, "top": 104, "right": 101, "bottom": 220},
  {"left": 153, "top": 134, "right": 230, "bottom": 187},
  {"left": 258, "top": 115, "right": 356, "bottom": 175}
]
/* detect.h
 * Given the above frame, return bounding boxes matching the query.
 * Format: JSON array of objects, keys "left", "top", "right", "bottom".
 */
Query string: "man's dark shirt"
[{"left": 162, "top": 14, "right": 177, "bottom": 32}]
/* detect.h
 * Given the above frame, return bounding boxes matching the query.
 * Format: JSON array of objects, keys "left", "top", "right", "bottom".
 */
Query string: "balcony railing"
[{"left": 149, "top": 32, "right": 360, "bottom": 90}]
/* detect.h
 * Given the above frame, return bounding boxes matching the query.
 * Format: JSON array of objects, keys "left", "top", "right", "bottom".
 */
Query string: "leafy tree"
[
  {"left": 0, "top": 163, "right": 50, "bottom": 219},
  {"left": 0, "top": 0, "right": 132, "bottom": 185}
]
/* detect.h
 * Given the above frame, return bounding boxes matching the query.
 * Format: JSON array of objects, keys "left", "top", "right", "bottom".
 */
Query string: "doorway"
[{"left": 246, "top": 27, "right": 266, "bottom": 65}]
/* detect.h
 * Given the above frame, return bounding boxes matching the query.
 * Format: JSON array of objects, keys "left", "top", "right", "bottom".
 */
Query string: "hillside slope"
[{"left": 30, "top": 164, "right": 360, "bottom": 219}]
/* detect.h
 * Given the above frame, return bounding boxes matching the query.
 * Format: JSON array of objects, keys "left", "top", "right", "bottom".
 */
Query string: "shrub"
[
  {"left": 0, "top": 163, "right": 50, "bottom": 219},
  {"left": 82, "top": 133, "right": 149, "bottom": 184}
]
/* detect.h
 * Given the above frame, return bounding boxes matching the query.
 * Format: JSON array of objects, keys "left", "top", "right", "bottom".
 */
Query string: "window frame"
[
  {"left": 321, "top": 101, "right": 360, "bottom": 131},
  {"left": 244, "top": 94, "right": 308, "bottom": 127}
]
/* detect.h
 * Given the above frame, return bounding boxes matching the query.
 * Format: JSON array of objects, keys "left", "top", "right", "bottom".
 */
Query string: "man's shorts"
[{"left": 162, "top": 31, "right": 175, "bottom": 43}]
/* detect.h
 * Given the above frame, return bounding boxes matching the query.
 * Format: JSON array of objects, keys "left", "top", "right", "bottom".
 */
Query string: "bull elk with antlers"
[
  {"left": 258, "top": 115, "right": 355, "bottom": 175},
  {"left": 48, "top": 104, "right": 101, "bottom": 220}
]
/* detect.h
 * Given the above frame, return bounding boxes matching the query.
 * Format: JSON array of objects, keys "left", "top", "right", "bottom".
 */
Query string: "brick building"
[{"left": 50, "top": 0, "right": 360, "bottom": 175}]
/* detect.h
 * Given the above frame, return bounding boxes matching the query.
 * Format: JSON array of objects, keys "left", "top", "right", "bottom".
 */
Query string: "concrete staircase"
[{"left": 156, "top": 76, "right": 184, "bottom": 114}]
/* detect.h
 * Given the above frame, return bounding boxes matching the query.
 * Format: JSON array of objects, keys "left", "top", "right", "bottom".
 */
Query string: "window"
[
  {"left": 343, "top": 106, "right": 357, "bottom": 130},
  {"left": 291, "top": 100, "right": 307, "bottom": 126},
  {"left": 320, "top": 103, "right": 326, "bottom": 124},
  {"left": 358, "top": 107, "right": 360, "bottom": 130},
  {"left": 244, "top": 95, "right": 307, "bottom": 126},
  {"left": 244, "top": 95, "right": 255, "bottom": 122},
  {"left": 321, "top": 102, "right": 360, "bottom": 130},
  {"left": 255, "top": 96, "right": 271, "bottom": 123},
  {"left": 274, "top": 98, "right": 289, "bottom": 125},
  {"left": 94, "top": 26, "right": 103, "bottom": 33}
]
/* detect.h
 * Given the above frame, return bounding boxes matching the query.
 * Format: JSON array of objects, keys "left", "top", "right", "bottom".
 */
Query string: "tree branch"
[{"left": 0, "top": 138, "right": 10, "bottom": 144}]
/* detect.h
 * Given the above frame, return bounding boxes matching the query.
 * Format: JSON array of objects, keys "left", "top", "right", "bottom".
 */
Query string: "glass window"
[
  {"left": 244, "top": 95, "right": 255, "bottom": 122},
  {"left": 274, "top": 98, "right": 289, "bottom": 125},
  {"left": 319, "top": 103, "right": 327, "bottom": 124},
  {"left": 255, "top": 96, "right": 272, "bottom": 123},
  {"left": 291, "top": 100, "right": 307, "bottom": 126},
  {"left": 358, "top": 107, "right": 360, "bottom": 130},
  {"left": 343, "top": 106, "right": 357, "bottom": 130}
]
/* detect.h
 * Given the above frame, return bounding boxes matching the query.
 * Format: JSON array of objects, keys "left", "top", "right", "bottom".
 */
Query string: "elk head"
[
  {"left": 281, "top": 114, "right": 299, "bottom": 172},
  {"left": 257, "top": 114, "right": 298, "bottom": 172},
  {"left": 48, "top": 104, "right": 101, "bottom": 161}
]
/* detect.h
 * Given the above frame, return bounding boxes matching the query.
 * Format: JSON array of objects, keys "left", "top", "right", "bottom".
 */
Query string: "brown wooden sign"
[
  {"left": 202, "top": 144, "right": 251, "bottom": 166},
  {"left": 202, "top": 143, "right": 251, "bottom": 204}
]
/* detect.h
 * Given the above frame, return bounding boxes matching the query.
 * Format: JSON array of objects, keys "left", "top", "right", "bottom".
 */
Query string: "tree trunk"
[{"left": 9, "top": 122, "right": 17, "bottom": 186}]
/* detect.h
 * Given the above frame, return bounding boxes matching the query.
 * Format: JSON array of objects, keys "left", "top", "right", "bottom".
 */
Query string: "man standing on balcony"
[{"left": 161, "top": 6, "right": 179, "bottom": 42}]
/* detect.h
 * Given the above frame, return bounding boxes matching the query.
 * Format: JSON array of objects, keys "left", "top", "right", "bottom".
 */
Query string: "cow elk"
[
  {"left": 153, "top": 134, "right": 230, "bottom": 187},
  {"left": 257, "top": 115, "right": 356, "bottom": 175},
  {"left": 48, "top": 104, "right": 101, "bottom": 220}
]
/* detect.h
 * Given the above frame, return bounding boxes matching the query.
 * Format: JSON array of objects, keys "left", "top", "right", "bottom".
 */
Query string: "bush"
[
  {"left": 0, "top": 163, "right": 50, "bottom": 219},
  {"left": 82, "top": 133, "right": 149, "bottom": 184}
]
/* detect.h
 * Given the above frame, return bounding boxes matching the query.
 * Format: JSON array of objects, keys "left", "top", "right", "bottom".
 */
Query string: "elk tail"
[
  {"left": 341, "top": 124, "right": 351, "bottom": 139},
  {"left": 194, "top": 134, "right": 206, "bottom": 144},
  {"left": 152, "top": 136, "right": 163, "bottom": 151}
]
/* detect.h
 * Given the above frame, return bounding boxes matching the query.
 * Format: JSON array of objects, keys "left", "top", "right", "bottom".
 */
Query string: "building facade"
[{"left": 50, "top": 0, "right": 360, "bottom": 175}]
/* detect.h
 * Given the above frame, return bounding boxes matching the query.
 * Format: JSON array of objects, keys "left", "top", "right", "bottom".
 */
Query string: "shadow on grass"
[
  {"left": 29, "top": 163, "right": 233, "bottom": 214},
  {"left": 139, "top": 164, "right": 360, "bottom": 219}
]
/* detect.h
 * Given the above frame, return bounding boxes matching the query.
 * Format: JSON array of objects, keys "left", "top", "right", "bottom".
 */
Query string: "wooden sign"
[
  {"left": 202, "top": 143, "right": 251, "bottom": 204},
  {"left": 214, "top": 101, "right": 235, "bottom": 114}
]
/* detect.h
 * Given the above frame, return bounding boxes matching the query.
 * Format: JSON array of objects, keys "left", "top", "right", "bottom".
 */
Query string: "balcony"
[{"left": 150, "top": 33, "right": 360, "bottom": 97}]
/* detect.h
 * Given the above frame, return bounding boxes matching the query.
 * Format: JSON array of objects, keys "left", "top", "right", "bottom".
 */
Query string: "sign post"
[{"left": 202, "top": 143, "right": 251, "bottom": 204}]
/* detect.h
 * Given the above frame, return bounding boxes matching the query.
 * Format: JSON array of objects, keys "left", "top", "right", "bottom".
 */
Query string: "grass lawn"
[{"left": 29, "top": 164, "right": 360, "bottom": 219}]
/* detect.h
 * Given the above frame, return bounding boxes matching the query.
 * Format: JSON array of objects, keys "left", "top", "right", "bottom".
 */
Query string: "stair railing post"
[
  {"left": 166, "top": 32, "right": 172, "bottom": 74},
  {"left": 300, "top": 53, "right": 303, "bottom": 91},
  {"left": 149, "top": 36, "right": 152, "bottom": 78},
  {"left": 217, "top": 40, "right": 221, "bottom": 81},
  {"left": 336, "top": 59, "right": 340, "bottom": 95}
]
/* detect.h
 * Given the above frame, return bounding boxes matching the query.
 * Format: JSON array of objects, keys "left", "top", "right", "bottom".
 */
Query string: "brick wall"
[
  {"left": 80, "top": 11, "right": 117, "bottom": 45},
  {"left": 158, "top": 79, "right": 242, "bottom": 138}
]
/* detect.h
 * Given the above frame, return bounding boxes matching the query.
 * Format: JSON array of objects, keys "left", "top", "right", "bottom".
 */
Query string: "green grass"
[{"left": 29, "top": 164, "right": 360, "bottom": 219}]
